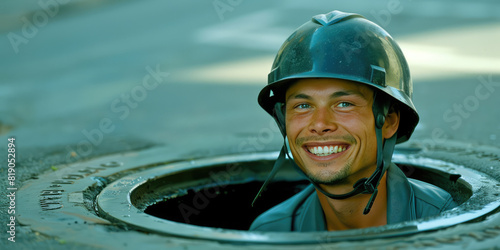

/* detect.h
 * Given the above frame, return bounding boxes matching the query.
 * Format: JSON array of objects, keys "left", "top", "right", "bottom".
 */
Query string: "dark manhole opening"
[
  {"left": 144, "top": 180, "right": 309, "bottom": 230},
  {"left": 143, "top": 161, "right": 471, "bottom": 230}
]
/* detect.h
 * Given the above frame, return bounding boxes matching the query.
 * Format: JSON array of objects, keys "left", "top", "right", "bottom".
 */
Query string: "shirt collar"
[
  {"left": 294, "top": 185, "right": 326, "bottom": 231},
  {"left": 386, "top": 163, "right": 416, "bottom": 223}
]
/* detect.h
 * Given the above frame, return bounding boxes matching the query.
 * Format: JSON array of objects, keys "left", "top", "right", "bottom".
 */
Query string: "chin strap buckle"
[
  {"left": 363, "top": 188, "right": 379, "bottom": 215},
  {"left": 364, "top": 182, "right": 376, "bottom": 194}
]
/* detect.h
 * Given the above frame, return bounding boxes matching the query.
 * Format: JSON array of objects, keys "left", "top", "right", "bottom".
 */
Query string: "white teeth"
[{"left": 308, "top": 145, "right": 347, "bottom": 156}]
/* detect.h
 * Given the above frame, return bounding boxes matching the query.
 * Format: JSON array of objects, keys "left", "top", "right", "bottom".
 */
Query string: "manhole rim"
[{"left": 96, "top": 151, "right": 500, "bottom": 244}]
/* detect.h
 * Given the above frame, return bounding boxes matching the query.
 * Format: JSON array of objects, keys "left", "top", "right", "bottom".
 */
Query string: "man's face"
[{"left": 285, "top": 78, "right": 378, "bottom": 188}]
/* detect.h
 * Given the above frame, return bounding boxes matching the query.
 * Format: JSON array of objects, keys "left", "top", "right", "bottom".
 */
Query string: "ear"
[{"left": 383, "top": 108, "right": 400, "bottom": 139}]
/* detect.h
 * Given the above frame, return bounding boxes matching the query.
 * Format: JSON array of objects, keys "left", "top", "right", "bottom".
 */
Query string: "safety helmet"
[
  {"left": 253, "top": 10, "right": 419, "bottom": 215},
  {"left": 258, "top": 10, "right": 419, "bottom": 143}
]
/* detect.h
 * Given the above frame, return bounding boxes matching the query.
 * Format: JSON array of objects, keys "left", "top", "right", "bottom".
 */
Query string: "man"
[{"left": 249, "top": 10, "right": 457, "bottom": 232}]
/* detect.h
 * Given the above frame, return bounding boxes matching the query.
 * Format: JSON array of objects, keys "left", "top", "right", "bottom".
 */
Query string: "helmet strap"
[
  {"left": 273, "top": 102, "right": 286, "bottom": 137},
  {"left": 251, "top": 103, "right": 288, "bottom": 207},
  {"left": 251, "top": 145, "right": 288, "bottom": 207}
]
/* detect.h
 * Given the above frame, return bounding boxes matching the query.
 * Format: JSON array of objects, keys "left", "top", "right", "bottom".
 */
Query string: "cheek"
[
  {"left": 338, "top": 113, "right": 373, "bottom": 131},
  {"left": 285, "top": 114, "right": 306, "bottom": 138},
  {"left": 338, "top": 113, "right": 377, "bottom": 146}
]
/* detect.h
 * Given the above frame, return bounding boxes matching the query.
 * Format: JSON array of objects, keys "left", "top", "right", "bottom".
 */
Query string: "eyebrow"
[
  {"left": 287, "top": 90, "right": 365, "bottom": 101},
  {"left": 330, "top": 90, "right": 364, "bottom": 99}
]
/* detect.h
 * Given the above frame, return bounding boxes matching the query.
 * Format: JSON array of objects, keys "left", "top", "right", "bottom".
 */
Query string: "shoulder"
[
  {"left": 409, "top": 178, "right": 457, "bottom": 217},
  {"left": 249, "top": 185, "right": 315, "bottom": 231}
]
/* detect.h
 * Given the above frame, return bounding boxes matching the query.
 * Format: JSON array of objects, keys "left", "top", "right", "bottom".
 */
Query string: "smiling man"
[{"left": 249, "top": 10, "right": 457, "bottom": 232}]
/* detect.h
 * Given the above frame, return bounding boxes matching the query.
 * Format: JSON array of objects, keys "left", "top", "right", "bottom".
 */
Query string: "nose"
[{"left": 308, "top": 107, "right": 337, "bottom": 135}]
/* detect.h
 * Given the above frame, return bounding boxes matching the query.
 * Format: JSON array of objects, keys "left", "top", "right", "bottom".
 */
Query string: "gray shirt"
[{"left": 249, "top": 163, "right": 457, "bottom": 231}]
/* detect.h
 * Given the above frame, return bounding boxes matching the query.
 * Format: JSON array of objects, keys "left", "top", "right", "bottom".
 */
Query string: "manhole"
[
  {"left": 95, "top": 151, "right": 499, "bottom": 244},
  {"left": 17, "top": 143, "right": 500, "bottom": 249}
]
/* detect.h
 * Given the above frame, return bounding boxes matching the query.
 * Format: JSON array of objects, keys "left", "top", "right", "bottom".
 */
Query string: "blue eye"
[
  {"left": 295, "top": 103, "right": 311, "bottom": 109},
  {"left": 337, "top": 102, "right": 352, "bottom": 108}
]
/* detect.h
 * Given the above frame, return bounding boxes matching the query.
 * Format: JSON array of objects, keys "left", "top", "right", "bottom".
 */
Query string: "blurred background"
[{"left": 1, "top": 0, "right": 500, "bottom": 202}]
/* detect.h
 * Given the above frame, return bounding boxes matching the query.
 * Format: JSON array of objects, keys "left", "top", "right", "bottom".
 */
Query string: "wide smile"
[
  {"left": 307, "top": 145, "right": 348, "bottom": 156},
  {"left": 302, "top": 143, "right": 350, "bottom": 160}
]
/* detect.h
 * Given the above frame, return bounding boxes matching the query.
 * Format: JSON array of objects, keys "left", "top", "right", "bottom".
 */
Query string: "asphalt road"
[{"left": 1, "top": 0, "right": 500, "bottom": 248}]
